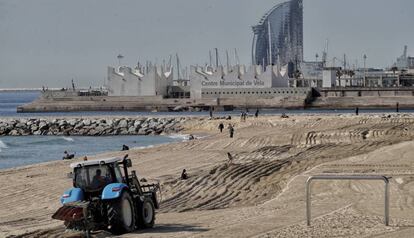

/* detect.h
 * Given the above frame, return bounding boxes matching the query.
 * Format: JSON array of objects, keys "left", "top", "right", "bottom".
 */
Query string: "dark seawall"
[{"left": 0, "top": 117, "right": 187, "bottom": 136}]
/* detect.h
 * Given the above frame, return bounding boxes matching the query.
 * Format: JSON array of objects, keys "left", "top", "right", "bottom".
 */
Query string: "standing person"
[
  {"left": 228, "top": 124, "right": 234, "bottom": 138},
  {"left": 218, "top": 123, "right": 224, "bottom": 133},
  {"left": 240, "top": 112, "right": 244, "bottom": 122},
  {"left": 355, "top": 107, "right": 359, "bottom": 116},
  {"left": 209, "top": 107, "right": 213, "bottom": 118},
  {"left": 227, "top": 152, "right": 234, "bottom": 165},
  {"left": 255, "top": 108, "right": 259, "bottom": 118}
]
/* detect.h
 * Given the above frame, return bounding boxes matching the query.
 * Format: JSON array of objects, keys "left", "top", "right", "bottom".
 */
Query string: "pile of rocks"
[{"left": 0, "top": 117, "right": 187, "bottom": 136}]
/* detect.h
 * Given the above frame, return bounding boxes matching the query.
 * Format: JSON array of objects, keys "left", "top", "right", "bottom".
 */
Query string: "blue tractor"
[{"left": 52, "top": 155, "right": 160, "bottom": 236}]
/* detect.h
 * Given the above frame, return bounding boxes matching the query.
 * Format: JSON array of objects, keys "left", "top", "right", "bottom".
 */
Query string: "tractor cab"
[
  {"left": 72, "top": 157, "right": 125, "bottom": 194},
  {"left": 53, "top": 155, "right": 160, "bottom": 236}
]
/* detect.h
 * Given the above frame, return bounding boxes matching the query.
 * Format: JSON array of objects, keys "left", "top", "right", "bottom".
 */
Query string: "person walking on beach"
[
  {"left": 228, "top": 124, "right": 234, "bottom": 138},
  {"left": 227, "top": 152, "right": 234, "bottom": 165},
  {"left": 218, "top": 123, "right": 224, "bottom": 133},
  {"left": 355, "top": 107, "right": 359, "bottom": 116},
  {"left": 240, "top": 112, "right": 247, "bottom": 122},
  {"left": 255, "top": 109, "right": 259, "bottom": 118}
]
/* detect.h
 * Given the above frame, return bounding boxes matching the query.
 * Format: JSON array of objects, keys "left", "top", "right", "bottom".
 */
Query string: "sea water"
[{"left": 0, "top": 135, "right": 185, "bottom": 170}]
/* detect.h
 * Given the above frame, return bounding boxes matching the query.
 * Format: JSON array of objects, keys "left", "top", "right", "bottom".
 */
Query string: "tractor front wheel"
[{"left": 107, "top": 191, "right": 136, "bottom": 234}]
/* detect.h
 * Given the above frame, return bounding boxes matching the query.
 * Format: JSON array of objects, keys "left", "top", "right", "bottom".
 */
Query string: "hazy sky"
[{"left": 0, "top": 0, "right": 413, "bottom": 88}]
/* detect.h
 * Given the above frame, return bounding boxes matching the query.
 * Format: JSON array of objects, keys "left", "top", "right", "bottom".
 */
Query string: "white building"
[
  {"left": 190, "top": 64, "right": 291, "bottom": 99},
  {"left": 107, "top": 66, "right": 173, "bottom": 96}
]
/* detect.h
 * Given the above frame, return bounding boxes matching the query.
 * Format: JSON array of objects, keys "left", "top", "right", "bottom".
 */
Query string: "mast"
[
  {"left": 234, "top": 48, "right": 240, "bottom": 65},
  {"left": 168, "top": 55, "right": 172, "bottom": 69},
  {"left": 403, "top": 45, "right": 408, "bottom": 58},
  {"left": 176, "top": 53, "right": 180, "bottom": 80},
  {"left": 209, "top": 50, "right": 212, "bottom": 67},
  {"left": 343, "top": 54, "right": 346, "bottom": 70},
  {"left": 226, "top": 50, "right": 230, "bottom": 71},
  {"left": 215, "top": 48, "right": 219, "bottom": 68}
]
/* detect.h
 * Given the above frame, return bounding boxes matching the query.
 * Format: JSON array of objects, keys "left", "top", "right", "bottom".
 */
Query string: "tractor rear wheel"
[
  {"left": 137, "top": 197, "right": 155, "bottom": 228},
  {"left": 107, "top": 191, "right": 136, "bottom": 234}
]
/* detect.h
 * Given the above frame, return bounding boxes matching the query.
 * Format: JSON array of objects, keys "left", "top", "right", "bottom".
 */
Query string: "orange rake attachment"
[{"left": 52, "top": 204, "right": 85, "bottom": 222}]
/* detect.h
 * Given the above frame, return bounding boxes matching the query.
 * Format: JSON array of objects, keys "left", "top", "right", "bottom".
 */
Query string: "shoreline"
[
  {"left": 0, "top": 134, "right": 190, "bottom": 173},
  {"left": 0, "top": 130, "right": 198, "bottom": 171}
]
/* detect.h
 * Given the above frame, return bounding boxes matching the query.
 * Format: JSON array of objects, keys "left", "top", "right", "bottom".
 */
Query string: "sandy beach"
[{"left": 1, "top": 114, "right": 414, "bottom": 237}]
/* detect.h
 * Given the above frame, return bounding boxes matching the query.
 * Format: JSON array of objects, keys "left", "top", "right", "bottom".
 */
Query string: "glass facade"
[{"left": 252, "top": 0, "right": 303, "bottom": 67}]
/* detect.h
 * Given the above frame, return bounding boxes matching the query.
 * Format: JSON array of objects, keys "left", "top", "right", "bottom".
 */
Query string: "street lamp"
[
  {"left": 117, "top": 54, "right": 124, "bottom": 67},
  {"left": 363, "top": 54, "right": 367, "bottom": 87}
]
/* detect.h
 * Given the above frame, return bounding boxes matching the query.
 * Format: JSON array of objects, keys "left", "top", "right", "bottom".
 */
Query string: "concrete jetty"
[
  {"left": 17, "top": 92, "right": 309, "bottom": 113},
  {"left": 17, "top": 87, "right": 414, "bottom": 113}
]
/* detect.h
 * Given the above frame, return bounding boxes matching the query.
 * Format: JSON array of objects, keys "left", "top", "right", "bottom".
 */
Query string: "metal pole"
[
  {"left": 385, "top": 181, "right": 389, "bottom": 226},
  {"left": 235, "top": 48, "right": 240, "bottom": 65},
  {"left": 363, "top": 54, "right": 367, "bottom": 87},
  {"left": 306, "top": 179, "right": 311, "bottom": 226},
  {"left": 306, "top": 175, "right": 389, "bottom": 226},
  {"left": 226, "top": 50, "right": 230, "bottom": 71},
  {"left": 215, "top": 48, "right": 219, "bottom": 68},
  {"left": 209, "top": 50, "right": 212, "bottom": 68},
  {"left": 176, "top": 53, "right": 180, "bottom": 80}
]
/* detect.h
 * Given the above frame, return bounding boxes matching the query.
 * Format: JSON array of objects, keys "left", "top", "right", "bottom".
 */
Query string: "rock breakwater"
[{"left": 0, "top": 117, "right": 187, "bottom": 136}]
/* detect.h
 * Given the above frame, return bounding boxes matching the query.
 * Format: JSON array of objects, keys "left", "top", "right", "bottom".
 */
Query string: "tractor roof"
[{"left": 70, "top": 157, "right": 123, "bottom": 168}]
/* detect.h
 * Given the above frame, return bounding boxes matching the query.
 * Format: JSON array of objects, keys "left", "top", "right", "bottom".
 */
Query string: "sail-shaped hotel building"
[{"left": 252, "top": 0, "right": 303, "bottom": 67}]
